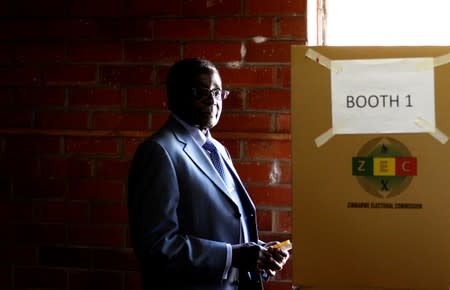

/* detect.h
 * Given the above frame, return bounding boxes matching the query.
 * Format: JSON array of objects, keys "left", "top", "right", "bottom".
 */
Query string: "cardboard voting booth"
[{"left": 291, "top": 46, "right": 450, "bottom": 290}]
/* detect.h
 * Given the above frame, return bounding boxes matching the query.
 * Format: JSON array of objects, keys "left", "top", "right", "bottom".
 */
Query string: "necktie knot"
[{"left": 202, "top": 139, "right": 217, "bottom": 153}]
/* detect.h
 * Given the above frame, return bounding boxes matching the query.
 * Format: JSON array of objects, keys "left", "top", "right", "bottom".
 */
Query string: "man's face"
[{"left": 183, "top": 69, "right": 223, "bottom": 130}]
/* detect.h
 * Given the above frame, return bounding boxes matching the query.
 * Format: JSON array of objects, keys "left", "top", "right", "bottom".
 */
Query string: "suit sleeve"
[{"left": 127, "top": 140, "right": 229, "bottom": 281}]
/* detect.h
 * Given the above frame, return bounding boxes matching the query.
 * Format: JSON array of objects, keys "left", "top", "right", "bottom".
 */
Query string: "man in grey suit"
[{"left": 128, "top": 58, "right": 289, "bottom": 290}]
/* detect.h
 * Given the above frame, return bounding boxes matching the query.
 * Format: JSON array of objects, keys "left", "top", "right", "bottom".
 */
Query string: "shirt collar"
[{"left": 172, "top": 114, "right": 209, "bottom": 146}]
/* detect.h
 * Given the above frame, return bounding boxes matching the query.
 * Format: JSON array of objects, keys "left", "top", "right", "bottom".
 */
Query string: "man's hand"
[
  {"left": 257, "top": 241, "right": 290, "bottom": 277},
  {"left": 231, "top": 242, "right": 266, "bottom": 271}
]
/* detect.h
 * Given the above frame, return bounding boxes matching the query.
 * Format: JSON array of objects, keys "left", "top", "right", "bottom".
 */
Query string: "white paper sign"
[{"left": 331, "top": 58, "right": 435, "bottom": 134}]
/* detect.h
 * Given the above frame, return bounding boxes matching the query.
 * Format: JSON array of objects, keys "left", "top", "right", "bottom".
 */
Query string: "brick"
[
  {"left": 33, "top": 201, "right": 89, "bottom": 223},
  {"left": 36, "top": 111, "right": 89, "bottom": 129},
  {"left": 70, "top": 0, "right": 125, "bottom": 17},
  {"left": 276, "top": 114, "right": 290, "bottom": 133},
  {"left": 5, "top": 136, "right": 60, "bottom": 154},
  {"left": 184, "top": 42, "right": 242, "bottom": 62},
  {"left": 0, "top": 201, "right": 13, "bottom": 223},
  {"left": 69, "top": 179, "right": 125, "bottom": 201},
  {"left": 93, "top": 112, "right": 149, "bottom": 130},
  {"left": 93, "top": 248, "right": 138, "bottom": 271},
  {"left": 125, "top": 272, "right": 141, "bottom": 290},
  {"left": 0, "top": 44, "right": 11, "bottom": 63},
  {"left": 124, "top": 137, "right": 146, "bottom": 157},
  {"left": 124, "top": 41, "right": 180, "bottom": 63},
  {"left": 247, "top": 140, "right": 291, "bottom": 160},
  {"left": 70, "top": 87, "right": 122, "bottom": 108},
  {"left": 100, "top": 65, "right": 154, "bottom": 86},
  {"left": 0, "top": 200, "right": 33, "bottom": 224},
  {"left": 216, "top": 17, "right": 273, "bottom": 39},
  {"left": 0, "top": 88, "right": 12, "bottom": 106},
  {"left": 41, "top": 157, "right": 93, "bottom": 178},
  {"left": 15, "top": 267, "right": 66, "bottom": 289},
  {"left": 0, "top": 111, "right": 32, "bottom": 128},
  {"left": 234, "top": 161, "right": 273, "bottom": 183},
  {"left": 246, "top": 41, "right": 292, "bottom": 62},
  {"left": 0, "top": 155, "right": 39, "bottom": 177},
  {"left": 0, "top": 178, "right": 10, "bottom": 198},
  {"left": 278, "top": 66, "right": 290, "bottom": 88},
  {"left": 13, "top": 42, "right": 66, "bottom": 62},
  {"left": 246, "top": 0, "right": 307, "bottom": 15},
  {"left": 65, "top": 137, "right": 120, "bottom": 155},
  {"left": 69, "top": 41, "right": 122, "bottom": 62},
  {"left": 220, "top": 66, "right": 275, "bottom": 87},
  {"left": 265, "top": 279, "right": 292, "bottom": 289},
  {"left": 44, "top": 65, "right": 97, "bottom": 85},
  {"left": 221, "top": 89, "right": 243, "bottom": 110},
  {"left": 256, "top": 209, "right": 272, "bottom": 231},
  {"left": 279, "top": 16, "right": 307, "bottom": 39},
  {"left": 2, "top": 244, "right": 37, "bottom": 265},
  {"left": 0, "top": 1, "right": 13, "bottom": 16},
  {"left": 39, "top": 245, "right": 91, "bottom": 268},
  {"left": 68, "top": 225, "right": 124, "bottom": 247},
  {"left": 127, "top": 87, "right": 167, "bottom": 109},
  {"left": 0, "top": 20, "right": 46, "bottom": 40},
  {"left": 247, "top": 89, "right": 290, "bottom": 110},
  {"left": 14, "top": 178, "right": 66, "bottom": 199},
  {"left": 278, "top": 162, "right": 291, "bottom": 184},
  {"left": 216, "top": 113, "right": 273, "bottom": 132},
  {"left": 151, "top": 112, "right": 170, "bottom": 130},
  {"left": 46, "top": 19, "right": 98, "bottom": 39},
  {"left": 247, "top": 185, "right": 292, "bottom": 206},
  {"left": 0, "top": 66, "right": 41, "bottom": 85},
  {"left": 183, "top": 0, "right": 241, "bottom": 16},
  {"left": 0, "top": 266, "right": 11, "bottom": 290},
  {"left": 277, "top": 210, "right": 292, "bottom": 233},
  {"left": 13, "top": 87, "right": 66, "bottom": 107},
  {"left": 220, "top": 139, "right": 240, "bottom": 159},
  {"left": 96, "top": 159, "right": 131, "bottom": 179},
  {"left": 91, "top": 203, "right": 128, "bottom": 224},
  {"left": 154, "top": 19, "right": 211, "bottom": 40},
  {"left": 69, "top": 270, "right": 123, "bottom": 290},
  {"left": 155, "top": 66, "right": 170, "bottom": 85},
  {"left": 124, "top": 0, "right": 180, "bottom": 16},
  {"left": 10, "top": 0, "right": 67, "bottom": 17},
  {"left": 14, "top": 224, "right": 66, "bottom": 244},
  {"left": 96, "top": 18, "right": 153, "bottom": 40}
]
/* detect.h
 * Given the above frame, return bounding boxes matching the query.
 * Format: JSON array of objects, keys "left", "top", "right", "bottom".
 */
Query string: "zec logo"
[{"left": 352, "top": 137, "right": 417, "bottom": 199}]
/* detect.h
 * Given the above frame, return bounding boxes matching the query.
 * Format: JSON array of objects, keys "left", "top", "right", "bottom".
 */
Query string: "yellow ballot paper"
[{"left": 271, "top": 240, "right": 292, "bottom": 251}]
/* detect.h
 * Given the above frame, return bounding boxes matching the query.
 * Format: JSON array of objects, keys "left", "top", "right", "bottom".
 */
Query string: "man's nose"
[{"left": 202, "top": 93, "right": 216, "bottom": 104}]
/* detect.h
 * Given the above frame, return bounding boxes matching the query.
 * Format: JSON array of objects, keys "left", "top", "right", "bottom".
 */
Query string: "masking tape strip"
[
  {"left": 415, "top": 117, "right": 448, "bottom": 144},
  {"left": 305, "top": 48, "right": 333, "bottom": 71},
  {"left": 416, "top": 53, "right": 450, "bottom": 70},
  {"left": 314, "top": 119, "right": 350, "bottom": 147},
  {"left": 434, "top": 52, "right": 450, "bottom": 68},
  {"left": 315, "top": 128, "right": 334, "bottom": 147},
  {"left": 416, "top": 58, "right": 434, "bottom": 71}
]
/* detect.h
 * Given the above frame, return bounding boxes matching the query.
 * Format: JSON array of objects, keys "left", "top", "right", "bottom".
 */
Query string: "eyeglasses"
[{"left": 192, "top": 88, "right": 230, "bottom": 101}]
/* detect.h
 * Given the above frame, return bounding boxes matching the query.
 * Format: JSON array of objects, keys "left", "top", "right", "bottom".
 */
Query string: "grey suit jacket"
[{"left": 128, "top": 116, "right": 263, "bottom": 290}]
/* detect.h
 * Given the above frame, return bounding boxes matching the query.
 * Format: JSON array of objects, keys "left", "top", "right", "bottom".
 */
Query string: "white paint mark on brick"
[
  {"left": 252, "top": 36, "right": 268, "bottom": 43},
  {"left": 269, "top": 160, "right": 281, "bottom": 184}
]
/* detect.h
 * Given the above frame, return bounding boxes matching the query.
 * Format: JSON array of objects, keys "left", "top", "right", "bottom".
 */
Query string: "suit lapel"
[
  {"left": 168, "top": 118, "right": 232, "bottom": 199},
  {"left": 222, "top": 155, "right": 256, "bottom": 213},
  {"left": 167, "top": 117, "right": 256, "bottom": 213}
]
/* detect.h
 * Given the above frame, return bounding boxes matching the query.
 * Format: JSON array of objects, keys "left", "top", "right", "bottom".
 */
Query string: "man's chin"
[{"left": 198, "top": 118, "right": 218, "bottom": 130}]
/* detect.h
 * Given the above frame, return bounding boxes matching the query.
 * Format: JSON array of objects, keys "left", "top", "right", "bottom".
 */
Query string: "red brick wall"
[{"left": 0, "top": 0, "right": 307, "bottom": 289}]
